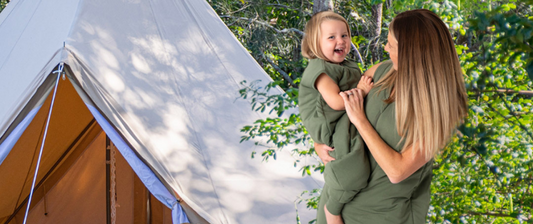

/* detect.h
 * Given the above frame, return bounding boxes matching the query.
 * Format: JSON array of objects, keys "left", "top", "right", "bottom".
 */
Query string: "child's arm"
[
  {"left": 325, "top": 205, "right": 344, "bottom": 224},
  {"left": 316, "top": 73, "right": 345, "bottom": 110}
]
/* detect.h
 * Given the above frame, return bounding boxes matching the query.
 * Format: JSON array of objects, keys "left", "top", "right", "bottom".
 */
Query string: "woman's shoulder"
[{"left": 364, "top": 60, "right": 393, "bottom": 81}]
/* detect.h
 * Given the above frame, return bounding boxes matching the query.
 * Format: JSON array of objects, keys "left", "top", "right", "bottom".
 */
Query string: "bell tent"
[{"left": 0, "top": 0, "right": 322, "bottom": 223}]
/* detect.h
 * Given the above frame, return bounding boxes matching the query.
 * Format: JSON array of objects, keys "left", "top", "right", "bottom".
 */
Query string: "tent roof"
[{"left": 0, "top": 0, "right": 322, "bottom": 223}]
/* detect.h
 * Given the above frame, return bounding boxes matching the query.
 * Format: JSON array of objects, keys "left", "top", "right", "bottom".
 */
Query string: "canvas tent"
[{"left": 0, "top": 0, "right": 322, "bottom": 223}]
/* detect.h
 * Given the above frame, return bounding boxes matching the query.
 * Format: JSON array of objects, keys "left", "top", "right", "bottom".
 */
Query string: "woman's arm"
[
  {"left": 316, "top": 73, "right": 345, "bottom": 110},
  {"left": 340, "top": 89, "right": 430, "bottom": 184}
]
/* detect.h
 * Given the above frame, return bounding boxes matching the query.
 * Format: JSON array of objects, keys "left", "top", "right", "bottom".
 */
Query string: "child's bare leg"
[{"left": 357, "top": 76, "right": 373, "bottom": 97}]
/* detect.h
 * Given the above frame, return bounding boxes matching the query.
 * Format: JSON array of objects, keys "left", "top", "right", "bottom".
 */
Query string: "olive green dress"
[
  {"left": 299, "top": 58, "right": 362, "bottom": 148},
  {"left": 317, "top": 61, "right": 433, "bottom": 224},
  {"left": 299, "top": 58, "right": 370, "bottom": 215}
]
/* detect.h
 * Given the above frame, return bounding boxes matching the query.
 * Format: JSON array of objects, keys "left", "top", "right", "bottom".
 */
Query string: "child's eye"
[
  {"left": 342, "top": 34, "right": 348, "bottom": 38},
  {"left": 328, "top": 36, "right": 334, "bottom": 39}
]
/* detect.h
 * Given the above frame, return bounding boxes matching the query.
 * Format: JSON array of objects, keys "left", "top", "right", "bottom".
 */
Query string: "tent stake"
[{"left": 43, "top": 185, "right": 47, "bottom": 216}]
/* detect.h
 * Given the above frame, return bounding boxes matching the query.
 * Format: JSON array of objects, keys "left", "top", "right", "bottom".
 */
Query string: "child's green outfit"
[{"left": 299, "top": 58, "right": 370, "bottom": 216}]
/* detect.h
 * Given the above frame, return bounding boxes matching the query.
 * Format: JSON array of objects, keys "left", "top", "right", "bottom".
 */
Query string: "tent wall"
[
  {"left": 0, "top": 79, "right": 173, "bottom": 223},
  {"left": 0, "top": 78, "right": 95, "bottom": 221},
  {"left": 5, "top": 131, "right": 172, "bottom": 224},
  {"left": 0, "top": 0, "right": 323, "bottom": 221},
  {"left": 16, "top": 131, "right": 108, "bottom": 224}
]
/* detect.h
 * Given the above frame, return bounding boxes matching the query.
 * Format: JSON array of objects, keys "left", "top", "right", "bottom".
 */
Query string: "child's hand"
[
  {"left": 325, "top": 205, "right": 344, "bottom": 224},
  {"left": 314, "top": 142, "right": 335, "bottom": 165},
  {"left": 356, "top": 76, "right": 373, "bottom": 97}
]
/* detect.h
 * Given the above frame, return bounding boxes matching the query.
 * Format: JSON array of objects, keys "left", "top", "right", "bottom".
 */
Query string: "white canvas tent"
[{"left": 0, "top": 0, "right": 322, "bottom": 223}]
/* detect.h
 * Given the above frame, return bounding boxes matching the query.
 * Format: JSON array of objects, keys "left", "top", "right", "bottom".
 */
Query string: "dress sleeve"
[{"left": 300, "top": 59, "right": 337, "bottom": 90}]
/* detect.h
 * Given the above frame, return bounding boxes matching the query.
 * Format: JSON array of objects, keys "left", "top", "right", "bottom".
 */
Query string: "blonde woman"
[{"left": 315, "top": 9, "right": 468, "bottom": 224}]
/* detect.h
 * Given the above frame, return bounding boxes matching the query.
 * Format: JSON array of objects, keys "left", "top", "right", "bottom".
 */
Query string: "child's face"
[{"left": 319, "top": 19, "right": 350, "bottom": 64}]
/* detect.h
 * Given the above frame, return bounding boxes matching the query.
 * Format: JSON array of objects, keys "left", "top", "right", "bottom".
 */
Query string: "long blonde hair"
[
  {"left": 301, "top": 11, "right": 351, "bottom": 61},
  {"left": 376, "top": 9, "right": 468, "bottom": 159}
]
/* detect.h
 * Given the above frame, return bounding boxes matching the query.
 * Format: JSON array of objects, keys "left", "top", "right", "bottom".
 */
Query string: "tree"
[
  {"left": 313, "top": 0, "right": 333, "bottom": 14},
  {"left": 1, "top": 0, "right": 9, "bottom": 11},
  {"left": 371, "top": 2, "right": 384, "bottom": 63}
]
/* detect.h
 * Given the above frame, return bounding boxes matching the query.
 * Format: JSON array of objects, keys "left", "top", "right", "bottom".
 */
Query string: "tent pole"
[
  {"left": 147, "top": 192, "right": 151, "bottom": 224},
  {"left": 22, "top": 64, "right": 63, "bottom": 224},
  {"left": 43, "top": 185, "right": 47, "bottom": 216},
  {"left": 106, "top": 136, "right": 111, "bottom": 224}
]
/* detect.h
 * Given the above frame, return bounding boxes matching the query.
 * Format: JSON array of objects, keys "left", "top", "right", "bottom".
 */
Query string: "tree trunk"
[
  {"left": 293, "top": 44, "right": 303, "bottom": 80},
  {"left": 313, "top": 0, "right": 333, "bottom": 15},
  {"left": 371, "top": 3, "right": 383, "bottom": 63}
]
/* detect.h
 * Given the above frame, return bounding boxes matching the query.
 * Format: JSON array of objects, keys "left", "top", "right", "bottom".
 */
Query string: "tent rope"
[
  {"left": 110, "top": 142, "right": 117, "bottom": 224},
  {"left": 22, "top": 63, "right": 64, "bottom": 224}
]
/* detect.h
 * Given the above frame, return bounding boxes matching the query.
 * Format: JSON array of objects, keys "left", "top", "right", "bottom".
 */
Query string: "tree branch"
[
  {"left": 351, "top": 43, "right": 365, "bottom": 67},
  {"left": 228, "top": 4, "right": 251, "bottom": 14},
  {"left": 466, "top": 211, "right": 516, "bottom": 218},
  {"left": 260, "top": 52, "right": 298, "bottom": 88},
  {"left": 266, "top": 4, "right": 312, "bottom": 16},
  {"left": 496, "top": 92, "right": 533, "bottom": 140},
  {"left": 468, "top": 88, "right": 533, "bottom": 97},
  {"left": 220, "top": 15, "right": 304, "bottom": 36},
  {"left": 521, "top": 180, "right": 532, "bottom": 211}
]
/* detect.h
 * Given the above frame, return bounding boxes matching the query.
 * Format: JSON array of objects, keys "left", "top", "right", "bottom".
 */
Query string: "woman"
[{"left": 315, "top": 9, "right": 468, "bottom": 224}]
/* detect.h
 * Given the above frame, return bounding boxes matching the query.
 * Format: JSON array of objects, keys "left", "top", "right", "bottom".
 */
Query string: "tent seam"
[
  {"left": 0, "top": 0, "right": 19, "bottom": 29},
  {"left": 146, "top": 0, "right": 195, "bottom": 191},
  {"left": 180, "top": 0, "right": 244, "bottom": 95},
  {"left": 0, "top": 0, "right": 46, "bottom": 72},
  {"left": 148, "top": 1, "right": 226, "bottom": 223}
]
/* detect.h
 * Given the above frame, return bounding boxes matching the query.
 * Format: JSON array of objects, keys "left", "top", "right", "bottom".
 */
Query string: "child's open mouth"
[{"left": 334, "top": 48, "right": 344, "bottom": 54}]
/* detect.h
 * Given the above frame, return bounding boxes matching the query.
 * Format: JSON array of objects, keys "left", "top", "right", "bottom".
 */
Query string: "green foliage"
[
  {"left": 238, "top": 79, "right": 323, "bottom": 176},
  {"left": 218, "top": 0, "right": 533, "bottom": 223},
  {"left": 0, "top": 0, "right": 9, "bottom": 12},
  {"left": 428, "top": 2, "right": 533, "bottom": 222}
]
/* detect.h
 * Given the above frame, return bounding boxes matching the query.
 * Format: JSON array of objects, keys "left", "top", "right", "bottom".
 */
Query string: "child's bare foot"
[{"left": 357, "top": 76, "right": 373, "bottom": 97}]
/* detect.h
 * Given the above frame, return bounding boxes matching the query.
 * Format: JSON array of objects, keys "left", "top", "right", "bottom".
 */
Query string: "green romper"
[
  {"left": 317, "top": 61, "right": 433, "bottom": 224},
  {"left": 299, "top": 58, "right": 370, "bottom": 216}
]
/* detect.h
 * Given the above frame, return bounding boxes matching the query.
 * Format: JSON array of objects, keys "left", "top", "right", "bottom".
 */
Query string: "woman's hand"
[
  {"left": 339, "top": 88, "right": 368, "bottom": 127},
  {"left": 314, "top": 142, "right": 335, "bottom": 165},
  {"left": 341, "top": 89, "right": 430, "bottom": 184},
  {"left": 325, "top": 205, "right": 344, "bottom": 224}
]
